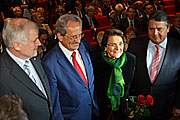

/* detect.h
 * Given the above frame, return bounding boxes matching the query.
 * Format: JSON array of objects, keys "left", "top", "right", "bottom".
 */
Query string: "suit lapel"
[
  {"left": 4, "top": 51, "right": 47, "bottom": 99},
  {"left": 55, "top": 44, "right": 88, "bottom": 87},
  {"left": 78, "top": 43, "right": 92, "bottom": 86},
  {"left": 142, "top": 37, "right": 152, "bottom": 83},
  {"left": 31, "top": 57, "right": 51, "bottom": 100},
  {"left": 156, "top": 37, "right": 171, "bottom": 83}
]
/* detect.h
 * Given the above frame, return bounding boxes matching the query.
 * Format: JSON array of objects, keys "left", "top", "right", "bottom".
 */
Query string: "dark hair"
[
  {"left": 0, "top": 95, "right": 28, "bottom": 120},
  {"left": 39, "top": 29, "right": 48, "bottom": 37},
  {"left": 127, "top": 5, "right": 136, "bottom": 12},
  {"left": 85, "top": 5, "right": 95, "bottom": 14},
  {"left": 101, "top": 29, "right": 126, "bottom": 50},
  {"left": 149, "top": 10, "right": 170, "bottom": 27},
  {"left": 75, "top": 0, "right": 82, "bottom": 7},
  {"left": 144, "top": 3, "right": 154, "bottom": 10}
]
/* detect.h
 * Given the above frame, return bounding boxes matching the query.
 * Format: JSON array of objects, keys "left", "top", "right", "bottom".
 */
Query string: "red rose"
[
  {"left": 146, "top": 95, "right": 154, "bottom": 106},
  {"left": 137, "top": 95, "right": 146, "bottom": 106}
]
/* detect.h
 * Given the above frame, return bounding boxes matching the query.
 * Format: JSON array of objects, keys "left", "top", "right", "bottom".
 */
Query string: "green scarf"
[{"left": 102, "top": 51, "right": 126, "bottom": 111}]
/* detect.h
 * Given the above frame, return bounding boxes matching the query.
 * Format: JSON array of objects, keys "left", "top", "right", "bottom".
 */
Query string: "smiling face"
[
  {"left": 105, "top": 35, "right": 124, "bottom": 59},
  {"left": 148, "top": 20, "right": 170, "bottom": 44},
  {"left": 127, "top": 8, "right": 136, "bottom": 20},
  {"left": 58, "top": 20, "right": 82, "bottom": 51}
]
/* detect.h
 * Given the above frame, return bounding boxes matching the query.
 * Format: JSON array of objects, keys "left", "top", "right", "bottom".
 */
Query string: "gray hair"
[
  {"left": 2, "top": 18, "right": 39, "bottom": 48},
  {"left": 115, "top": 4, "right": 124, "bottom": 11},
  {"left": 55, "top": 14, "right": 82, "bottom": 36}
]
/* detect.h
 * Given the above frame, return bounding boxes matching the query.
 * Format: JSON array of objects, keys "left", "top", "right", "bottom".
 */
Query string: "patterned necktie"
[
  {"left": 23, "top": 60, "right": 36, "bottom": 84},
  {"left": 150, "top": 45, "right": 161, "bottom": 83},
  {"left": 72, "top": 52, "right": 88, "bottom": 86}
]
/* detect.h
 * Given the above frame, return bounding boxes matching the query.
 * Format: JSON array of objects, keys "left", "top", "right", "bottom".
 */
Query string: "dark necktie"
[
  {"left": 150, "top": 45, "right": 161, "bottom": 83},
  {"left": 72, "top": 52, "right": 88, "bottom": 86},
  {"left": 90, "top": 18, "right": 93, "bottom": 30},
  {"left": 130, "top": 20, "right": 133, "bottom": 27}
]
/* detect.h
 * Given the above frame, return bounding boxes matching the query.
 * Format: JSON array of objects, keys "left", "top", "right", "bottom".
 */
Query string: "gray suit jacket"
[{"left": 0, "top": 50, "right": 52, "bottom": 120}]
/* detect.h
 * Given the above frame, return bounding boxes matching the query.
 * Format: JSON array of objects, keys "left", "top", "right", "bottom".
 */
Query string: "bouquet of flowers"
[{"left": 128, "top": 95, "right": 154, "bottom": 119}]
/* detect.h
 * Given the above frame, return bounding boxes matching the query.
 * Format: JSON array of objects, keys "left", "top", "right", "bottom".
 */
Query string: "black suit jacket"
[
  {"left": 90, "top": 51, "right": 136, "bottom": 119},
  {"left": 13, "top": 0, "right": 33, "bottom": 9},
  {"left": 168, "top": 26, "right": 180, "bottom": 40},
  {"left": 82, "top": 16, "right": 101, "bottom": 36},
  {"left": 82, "top": 16, "right": 101, "bottom": 30},
  {"left": 119, "top": 17, "right": 142, "bottom": 34},
  {"left": 71, "top": 10, "right": 85, "bottom": 18},
  {"left": 109, "top": 12, "right": 121, "bottom": 29},
  {"left": 0, "top": 50, "right": 52, "bottom": 120},
  {"left": 128, "top": 36, "right": 180, "bottom": 120}
]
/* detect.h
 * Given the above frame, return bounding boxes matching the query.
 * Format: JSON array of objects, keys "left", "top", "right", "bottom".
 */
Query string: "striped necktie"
[
  {"left": 23, "top": 60, "right": 36, "bottom": 84},
  {"left": 150, "top": 44, "right": 161, "bottom": 83}
]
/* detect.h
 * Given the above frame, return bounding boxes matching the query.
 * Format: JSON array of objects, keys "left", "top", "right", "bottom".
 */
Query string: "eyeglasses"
[
  {"left": 65, "top": 33, "right": 84, "bottom": 40},
  {"left": 147, "top": 7, "right": 154, "bottom": 10},
  {"left": 107, "top": 42, "right": 124, "bottom": 47}
]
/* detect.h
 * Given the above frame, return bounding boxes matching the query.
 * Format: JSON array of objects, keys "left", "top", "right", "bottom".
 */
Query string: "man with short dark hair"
[
  {"left": 119, "top": 5, "right": 142, "bottom": 34},
  {"left": 128, "top": 10, "right": 180, "bottom": 119},
  {"left": 82, "top": 5, "right": 100, "bottom": 36}
]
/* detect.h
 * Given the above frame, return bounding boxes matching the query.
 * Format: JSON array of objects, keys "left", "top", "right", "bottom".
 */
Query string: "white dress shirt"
[
  {"left": 146, "top": 37, "right": 167, "bottom": 75},
  {"left": 127, "top": 18, "right": 134, "bottom": 27},
  {"left": 58, "top": 42, "right": 87, "bottom": 79}
]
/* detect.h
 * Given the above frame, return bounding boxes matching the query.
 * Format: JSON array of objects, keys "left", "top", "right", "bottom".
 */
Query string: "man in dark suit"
[
  {"left": 128, "top": 10, "right": 180, "bottom": 120},
  {"left": 101, "top": 0, "right": 113, "bottom": 16},
  {"left": 118, "top": 5, "right": 143, "bottom": 34},
  {"left": 0, "top": 18, "right": 52, "bottom": 120},
  {"left": 141, "top": 3, "right": 155, "bottom": 34},
  {"left": 168, "top": 14, "right": 180, "bottom": 40},
  {"left": 42, "top": 14, "right": 99, "bottom": 120},
  {"left": 109, "top": 3, "right": 125, "bottom": 29},
  {"left": 82, "top": 5, "right": 100, "bottom": 36},
  {"left": 71, "top": 0, "right": 85, "bottom": 19}
]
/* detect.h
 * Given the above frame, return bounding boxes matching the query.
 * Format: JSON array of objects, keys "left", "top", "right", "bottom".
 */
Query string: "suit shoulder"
[
  {"left": 125, "top": 52, "right": 136, "bottom": 64},
  {"left": 42, "top": 44, "right": 58, "bottom": 63}
]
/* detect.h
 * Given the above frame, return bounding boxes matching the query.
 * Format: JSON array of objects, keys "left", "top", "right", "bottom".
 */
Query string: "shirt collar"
[
  {"left": 127, "top": 18, "right": 134, "bottom": 23},
  {"left": 6, "top": 48, "right": 28, "bottom": 67},
  {"left": 58, "top": 42, "right": 78, "bottom": 60},
  {"left": 148, "top": 36, "right": 168, "bottom": 49}
]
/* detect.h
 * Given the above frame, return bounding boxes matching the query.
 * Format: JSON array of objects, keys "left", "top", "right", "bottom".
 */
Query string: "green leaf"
[{"left": 143, "top": 109, "right": 150, "bottom": 117}]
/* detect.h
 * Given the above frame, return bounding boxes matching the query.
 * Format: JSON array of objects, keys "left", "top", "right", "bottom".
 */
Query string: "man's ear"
[
  {"left": 57, "top": 32, "right": 64, "bottom": 42},
  {"left": 12, "top": 42, "right": 22, "bottom": 51}
]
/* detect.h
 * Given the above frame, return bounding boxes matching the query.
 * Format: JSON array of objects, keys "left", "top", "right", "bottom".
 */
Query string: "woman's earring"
[{"left": 104, "top": 51, "right": 107, "bottom": 56}]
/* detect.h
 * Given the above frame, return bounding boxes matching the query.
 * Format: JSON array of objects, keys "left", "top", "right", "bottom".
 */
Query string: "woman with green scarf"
[{"left": 91, "top": 29, "right": 136, "bottom": 120}]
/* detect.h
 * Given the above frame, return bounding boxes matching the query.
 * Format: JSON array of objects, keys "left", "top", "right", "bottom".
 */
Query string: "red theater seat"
[
  {"left": 96, "top": 16, "right": 109, "bottom": 27},
  {"left": 163, "top": 0, "right": 175, "bottom": 6},
  {"left": 164, "top": 5, "right": 176, "bottom": 15},
  {"left": 96, "top": 25, "right": 113, "bottom": 35}
]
